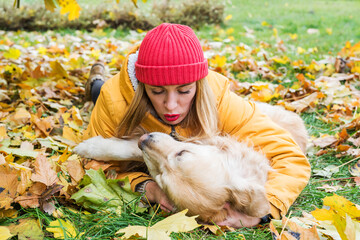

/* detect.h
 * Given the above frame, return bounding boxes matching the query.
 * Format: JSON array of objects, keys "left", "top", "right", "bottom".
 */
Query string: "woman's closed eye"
[
  {"left": 151, "top": 90, "right": 165, "bottom": 95},
  {"left": 178, "top": 90, "right": 191, "bottom": 94}
]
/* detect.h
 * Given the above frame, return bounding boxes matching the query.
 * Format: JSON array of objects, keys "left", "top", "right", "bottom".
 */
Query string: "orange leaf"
[
  {"left": 30, "top": 154, "right": 58, "bottom": 187},
  {"left": 62, "top": 126, "right": 82, "bottom": 144},
  {"left": 0, "top": 164, "right": 20, "bottom": 209},
  {"left": 65, "top": 156, "right": 84, "bottom": 183}
]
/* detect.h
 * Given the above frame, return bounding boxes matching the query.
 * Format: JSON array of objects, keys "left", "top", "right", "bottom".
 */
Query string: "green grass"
[
  {"left": 2, "top": 0, "right": 360, "bottom": 239},
  {"left": 220, "top": 0, "right": 360, "bottom": 54}
]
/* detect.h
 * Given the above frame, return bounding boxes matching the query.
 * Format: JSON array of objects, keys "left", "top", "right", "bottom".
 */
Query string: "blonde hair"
[{"left": 115, "top": 78, "right": 219, "bottom": 139}]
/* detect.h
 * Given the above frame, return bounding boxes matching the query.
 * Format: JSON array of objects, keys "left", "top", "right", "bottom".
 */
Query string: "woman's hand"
[
  {"left": 216, "top": 203, "right": 261, "bottom": 228},
  {"left": 145, "top": 181, "right": 175, "bottom": 212}
]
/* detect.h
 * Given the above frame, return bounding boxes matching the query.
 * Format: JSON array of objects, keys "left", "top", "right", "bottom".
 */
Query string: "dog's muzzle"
[{"left": 138, "top": 133, "right": 152, "bottom": 150}]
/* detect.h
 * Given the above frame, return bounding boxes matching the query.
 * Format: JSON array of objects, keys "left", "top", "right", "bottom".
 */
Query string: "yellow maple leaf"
[
  {"left": 50, "top": 61, "right": 69, "bottom": 79},
  {"left": 0, "top": 226, "right": 13, "bottom": 240},
  {"left": 44, "top": 0, "right": 56, "bottom": 12},
  {"left": 323, "top": 194, "right": 360, "bottom": 219},
  {"left": 4, "top": 64, "right": 22, "bottom": 75},
  {"left": 3, "top": 48, "right": 21, "bottom": 60},
  {"left": 62, "top": 126, "right": 82, "bottom": 144},
  {"left": 312, "top": 195, "right": 360, "bottom": 240},
  {"left": 58, "top": 0, "right": 81, "bottom": 21},
  {"left": 210, "top": 55, "right": 227, "bottom": 68},
  {"left": 116, "top": 210, "right": 200, "bottom": 240},
  {"left": 46, "top": 219, "right": 77, "bottom": 239}
]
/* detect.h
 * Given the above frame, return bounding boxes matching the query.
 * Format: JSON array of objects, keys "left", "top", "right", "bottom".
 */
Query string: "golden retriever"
[{"left": 74, "top": 103, "right": 307, "bottom": 223}]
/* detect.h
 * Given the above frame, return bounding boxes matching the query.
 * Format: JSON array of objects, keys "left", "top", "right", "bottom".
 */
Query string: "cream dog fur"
[{"left": 74, "top": 103, "right": 307, "bottom": 223}]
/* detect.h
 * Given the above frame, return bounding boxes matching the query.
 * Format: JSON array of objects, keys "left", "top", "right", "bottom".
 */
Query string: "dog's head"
[{"left": 138, "top": 132, "right": 271, "bottom": 222}]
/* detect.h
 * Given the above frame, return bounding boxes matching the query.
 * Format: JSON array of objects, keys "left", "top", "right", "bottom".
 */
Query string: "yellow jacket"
[{"left": 83, "top": 47, "right": 311, "bottom": 219}]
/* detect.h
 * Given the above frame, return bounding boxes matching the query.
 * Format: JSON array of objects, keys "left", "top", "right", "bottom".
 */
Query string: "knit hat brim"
[{"left": 135, "top": 59, "right": 208, "bottom": 86}]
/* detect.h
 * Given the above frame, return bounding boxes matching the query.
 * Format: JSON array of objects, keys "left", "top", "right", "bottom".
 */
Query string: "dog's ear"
[{"left": 226, "top": 186, "right": 270, "bottom": 218}]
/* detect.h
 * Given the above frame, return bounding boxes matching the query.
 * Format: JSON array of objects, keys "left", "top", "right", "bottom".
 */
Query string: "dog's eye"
[{"left": 176, "top": 150, "right": 188, "bottom": 157}]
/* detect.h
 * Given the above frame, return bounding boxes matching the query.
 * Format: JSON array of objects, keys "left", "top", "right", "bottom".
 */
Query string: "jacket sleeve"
[
  {"left": 82, "top": 79, "right": 152, "bottom": 191},
  {"left": 217, "top": 81, "right": 311, "bottom": 219}
]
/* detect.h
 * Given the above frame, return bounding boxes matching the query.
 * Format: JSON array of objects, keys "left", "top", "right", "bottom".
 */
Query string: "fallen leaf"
[
  {"left": 117, "top": 210, "right": 200, "bottom": 240},
  {"left": 46, "top": 219, "right": 77, "bottom": 239},
  {"left": 0, "top": 164, "right": 19, "bottom": 209},
  {"left": 0, "top": 209, "right": 17, "bottom": 218},
  {"left": 65, "top": 155, "right": 84, "bottom": 183},
  {"left": 8, "top": 218, "right": 44, "bottom": 240},
  {"left": 322, "top": 194, "right": 360, "bottom": 219},
  {"left": 313, "top": 165, "right": 339, "bottom": 178},
  {"left": 32, "top": 115, "right": 54, "bottom": 136},
  {"left": 0, "top": 226, "right": 13, "bottom": 240},
  {"left": 350, "top": 159, "right": 360, "bottom": 177},
  {"left": 202, "top": 224, "right": 235, "bottom": 235},
  {"left": 50, "top": 61, "right": 69, "bottom": 78},
  {"left": 3, "top": 48, "right": 21, "bottom": 60},
  {"left": 58, "top": 148, "right": 72, "bottom": 164},
  {"left": 71, "top": 169, "right": 140, "bottom": 212},
  {"left": 0, "top": 144, "right": 41, "bottom": 158},
  {"left": 317, "top": 184, "right": 342, "bottom": 193},
  {"left": 354, "top": 177, "right": 360, "bottom": 186},
  {"left": 11, "top": 108, "right": 31, "bottom": 125},
  {"left": 344, "top": 214, "right": 360, "bottom": 240},
  {"left": 285, "top": 92, "right": 320, "bottom": 113},
  {"left": 62, "top": 126, "right": 82, "bottom": 144},
  {"left": 313, "top": 135, "right": 338, "bottom": 148},
  {"left": 31, "top": 154, "right": 58, "bottom": 187}
]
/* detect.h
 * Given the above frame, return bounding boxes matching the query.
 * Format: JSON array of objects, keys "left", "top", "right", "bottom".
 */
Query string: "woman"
[{"left": 83, "top": 23, "right": 310, "bottom": 228}]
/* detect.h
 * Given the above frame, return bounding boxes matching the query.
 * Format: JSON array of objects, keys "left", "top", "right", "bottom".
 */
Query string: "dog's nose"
[{"left": 138, "top": 133, "right": 152, "bottom": 150}]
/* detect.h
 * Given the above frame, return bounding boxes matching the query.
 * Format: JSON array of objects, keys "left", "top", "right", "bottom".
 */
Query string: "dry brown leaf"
[
  {"left": 0, "top": 124, "right": 8, "bottom": 141},
  {"left": 32, "top": 115, "right": 54, "bottom": 136},
  {"left": 17, "top": 167, "right": 32, "bottom": 195},
  {"left": 313, "top": 135, "right": 337, "bottom": 148},
  {"left": 65, "top": 155, "right": 85, "bottom": 183},
  {"left": 317, "top": 184, "right": 342, "bottom": 193},
  {"left": 14, "top": 182, "right": 46, "bottom": 208},
  {"left": 349, "top": 159, "right": 360, "bottom": 177},
  {"left": 348, "top": 137, "right": 360, "bottom": 147},
  {"left": 11, "top": 108, "right": 31, "bottom": 125},
  {"left": 84, "top": 159, "right": 113, "bottom": 171},
  {"left": 31, "top": 154, "right": 58, "bottom": 186},
  {"left": 354, "top": 177, "right": 360, "bottom": 186},
  {"left": 202, "top": 224, "right": 235, "bottom": 235},
  {"left": 0, "top": 153, "right": 6, "bottom": 164},
  {"left": 284, "top": 92, "right": 320, "bottom": 113},
  {"left": 0, "top": 164, "right": 20, "bottom": 209},
  {"left": 15, "top": 194, "right": 40, "bottom": 208}
]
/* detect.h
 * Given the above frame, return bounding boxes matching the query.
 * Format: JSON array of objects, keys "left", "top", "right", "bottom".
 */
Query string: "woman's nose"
[{"left": 164, "top": 93, "right": 177, "bottom": 111}]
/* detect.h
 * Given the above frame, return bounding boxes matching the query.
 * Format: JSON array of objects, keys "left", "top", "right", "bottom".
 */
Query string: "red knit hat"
[{"left": 135, "top": 23, "right": 208, "bottom": 86}]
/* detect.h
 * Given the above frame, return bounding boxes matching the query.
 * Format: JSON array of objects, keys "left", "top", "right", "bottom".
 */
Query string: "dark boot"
[{"left": 85, "top": 62, "right": 105, "bottom": 102}]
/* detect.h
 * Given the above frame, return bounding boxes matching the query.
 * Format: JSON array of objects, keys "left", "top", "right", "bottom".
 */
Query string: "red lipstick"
[{"left": 164, "top": 114, "right": 180, "bottom": 122}]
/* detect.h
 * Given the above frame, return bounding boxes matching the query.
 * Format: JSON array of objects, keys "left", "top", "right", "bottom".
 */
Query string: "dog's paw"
[{"left": 73, "top": 136, "right": 106, "bottom": 159}]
